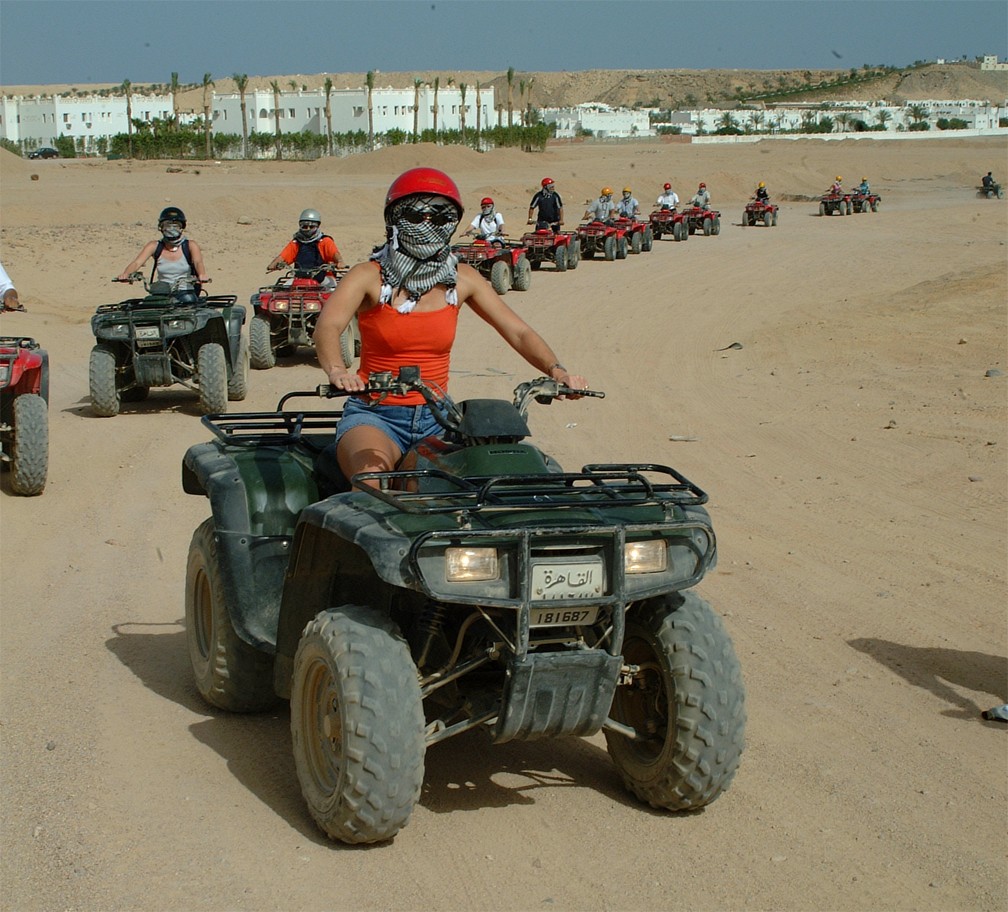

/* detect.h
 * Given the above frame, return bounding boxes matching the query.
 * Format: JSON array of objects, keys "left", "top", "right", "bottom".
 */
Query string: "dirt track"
[{"left": 0, "top": 136, "right": 1005, "bottom": 911}]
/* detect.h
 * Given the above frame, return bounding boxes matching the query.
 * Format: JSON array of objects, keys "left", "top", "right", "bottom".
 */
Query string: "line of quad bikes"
[{"left": 0, "top": 177, "right": 954, "bottom": 847}]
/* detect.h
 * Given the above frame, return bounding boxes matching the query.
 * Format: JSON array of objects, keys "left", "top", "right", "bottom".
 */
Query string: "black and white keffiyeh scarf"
[{"left": 370, "top": 197, "right": 460, "bottom": 312}]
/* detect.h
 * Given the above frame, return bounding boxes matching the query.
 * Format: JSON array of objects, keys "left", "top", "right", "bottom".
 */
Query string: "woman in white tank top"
[{"left": 117, "top": 205, "right": 209, "bottom": 289}]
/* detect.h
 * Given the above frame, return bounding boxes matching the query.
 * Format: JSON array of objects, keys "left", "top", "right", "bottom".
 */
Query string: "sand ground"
[{"left": 0, "top": 135, "right": 1006, "bottom": 911}]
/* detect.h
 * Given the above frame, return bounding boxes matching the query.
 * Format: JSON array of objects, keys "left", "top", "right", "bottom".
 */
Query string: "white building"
[
  {"left": 542, "top": 103, "right": 653, "bottom": 139},
  {"left": 980, "top": 55, "right": 1008, "bottom": 71},
  {"left": 0, "top": 83, "right": 495, "bottom": 155},
  {"left": 1, "top": 91, "right": 184, "bottom": 153}
]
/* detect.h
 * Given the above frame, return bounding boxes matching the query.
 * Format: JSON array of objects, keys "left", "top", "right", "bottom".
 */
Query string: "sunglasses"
[
  {"left": 398, "top": 207, "right": 458, "bottom": 227},
  {"left": 299, "top": 221, "right": 319, "bottom": 230}
]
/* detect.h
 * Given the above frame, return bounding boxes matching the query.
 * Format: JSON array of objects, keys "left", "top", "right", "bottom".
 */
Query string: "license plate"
[
  {"left": 135, "top": 326, "right": 160, "bottom": 339},
  {"left": 531, "top": 560, "right": 604, "bottom": 601},
  {"left": 530, "top": 605, "right": 600, "bottom": 627}
]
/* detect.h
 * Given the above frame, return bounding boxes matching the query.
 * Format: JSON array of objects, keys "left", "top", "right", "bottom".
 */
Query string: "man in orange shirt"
[{"left": 267, "top": 208, "right": 346, "bottom": 273}]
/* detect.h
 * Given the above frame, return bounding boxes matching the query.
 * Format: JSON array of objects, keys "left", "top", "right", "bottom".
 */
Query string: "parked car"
[{"left": 28, "top": 147, "right": 59, "bottom": 160}]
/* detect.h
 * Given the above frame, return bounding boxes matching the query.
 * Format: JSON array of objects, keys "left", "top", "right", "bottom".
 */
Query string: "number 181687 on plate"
[{"left": 530, "top": 560, "right": 603, "bottom": 626}]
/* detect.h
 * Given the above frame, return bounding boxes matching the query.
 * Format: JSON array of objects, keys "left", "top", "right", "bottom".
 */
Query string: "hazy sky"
[{"left": 1, "top": 0, "right": 1005, "bottom": 86}]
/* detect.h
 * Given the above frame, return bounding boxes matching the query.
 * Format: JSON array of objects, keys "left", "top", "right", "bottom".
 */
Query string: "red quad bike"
[
  {"left": 0, "top": 335, "right": 49, "bottom": 496},
  {"left": 250, "top": 266, "right": 357, "bottom": 371},
  {"left": 648, "top": 208, "right": 690, "bottom": 243},
  {"left": 849, "top": 191, "right": 881, "bottom": 214},
  {"left": 577, "top": 221, "right": 628, "bottom": 261},
  {"left": 818, "top": 192, "right": 851, "bottom": 216},
  {"left": 516, "top": 229, "right": 581, "bottom": 272},
  {"left": 681, "top": 206, "right": 722, "bottom": 237},
  {"left": 452, "top": 240, "right": 532, "bottom": 295},
  {"left": 611, "top": 216, "right": 654, "bottom": 254},
  {"left": 742, "top": 199, "right": 779, "bottom": 227}
]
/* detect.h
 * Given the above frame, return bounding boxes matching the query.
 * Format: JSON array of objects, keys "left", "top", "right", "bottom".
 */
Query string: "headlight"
[
  {"left": 446, "top": 547, "right": 499, "bottom": 582},
  {"left": 273, "top": 300, "right": 289, "bottom": 312},
  {"left": 0, "top": 366, "right": 9, "bottom": 385},
  {"left": 303, "top": 300, "right": 321, "bottom": 312},
  {"left": 624, "top": 540, "right": 667, "bottom": 574}
]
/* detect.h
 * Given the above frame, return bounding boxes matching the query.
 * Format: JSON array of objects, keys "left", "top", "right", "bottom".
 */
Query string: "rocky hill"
[{"left": 4, "top": 63, "right": 1006, "bottom": 110}]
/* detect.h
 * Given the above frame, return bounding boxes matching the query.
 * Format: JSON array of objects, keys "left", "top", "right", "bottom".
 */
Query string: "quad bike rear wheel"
[
  {"left": 603, "top": 235, "right": 617, "bottom": 261},
  {"left": 554, "top": 244, "right": 567, "bottom": 272},
  {"left": 185, "top": 519, "right": 278, "bottom": 712},
  {"left": 566, "top": 241, "right": 580, "bottom": 269},
  {"left": 227, "top": 333, "right": 249, "bottom": 401},
  {"left": 10, "top": 393, "right": 48, "bottom": 496},
  {"left": 291, "top": 605, "right": 426, "bottom": 844},
  {"left": 88, "top": 343, "right": 120, "bottom": 417},
  {"left": 197, "top": 343, "right": 229, "bottom": 416},
  {"left": 512, "top": 255, "right": 532, "bottom": 291},
  {"left": 490, "top": 259, "right": 512, "bottom": 295},
  {"left": 764, "top": 211, "right": 773, "bottom": 227},
  {"left": 616, "top": 235, "right": 628, "bottom": 259},
  {"left": 606, "top": 591, "right": 746, "bottom": 811},
  {"left": 711, "top": 216, "right": 721, "bottom": 236},
  {"left": 642, "top": 227, "right": 654, "bottom": 251},
  {"left": 249, "top": 314, "right": 276, "bottom": 370},
  {"left": 630, "top": 231, "right": 643, "bottom": 255}
]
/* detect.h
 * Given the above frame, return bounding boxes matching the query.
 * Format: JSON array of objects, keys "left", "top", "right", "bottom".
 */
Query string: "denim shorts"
[{"left": 334, "top": 396, "right": 442, "bottom": 455}]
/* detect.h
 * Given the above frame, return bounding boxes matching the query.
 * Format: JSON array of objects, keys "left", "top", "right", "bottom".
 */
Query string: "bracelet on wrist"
[{"left": 548, "top": 362, "right": 566, "bottom": 375}]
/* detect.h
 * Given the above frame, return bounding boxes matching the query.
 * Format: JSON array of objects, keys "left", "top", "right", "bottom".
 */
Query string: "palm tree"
[
  {"left": 748, "top": 110, "right": 764, "bottom": 133},
  {"left": 121, "top": 78, "right": 133, "bottom": 158},
  {"left": 233, "top": 73, "right": 249, "bottom": 159},
  {"left": 717, "top": 111, "right": 739, "bottom": 133},
  {"left": 907, "top": 103, "right": 927, "bottom": 126},
  {"left": 875, "top": 108, "right": 892, "bottom": 131},
  {"left": 412, "top": 78, "right": 422, "bottom": 143},
  {"left": 474, "top": 81, "right": 482, "bottom": 148},
  {"left": 432, "top": 76, "right": 440, "bottom": 140},
  {"left": 518, "top": 79, "right": 526, "bottom": 126},
  {"left": 270, "top": 79, "right": 282, "bottom": 159},
  {"left": 324, "top": 77, "right": 334, "bottom": 156},
  {"left": 496, "top": 102, "right": 504, "bottom": 128},
  {"left": 288, "top": 79, "right": 298, "bottom": 93},
  {"left": 458, "top": 82, "right": 467, "bottom": 143},
  {"left": 201, "top": 72, "right": 214, "bottom": 158},
  {"left": 506, "top": 66, "right": 515, "bottom": 127},
  {"left": 170, "top": 71, "right": 180, "bottom": 130},
  {"left": 835, "top": 111, "right": 850, "bottom": 133},
  {"left": 366, "top": 70, "right": 375, "bottom": 151},
  {"left": 525, "top": 77, "right": 535, "bottom": 125}
]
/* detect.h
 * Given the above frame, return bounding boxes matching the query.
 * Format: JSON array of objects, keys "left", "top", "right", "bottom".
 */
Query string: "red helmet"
[
  {"left": 699, "top": 182, "right": 706, "bottom": 189},
  {"left": 541, "top": 177, "right": 555, "bottom": 187},
  {"left": 384, "top": 168, "right": 463, "bottom": 218},
  {"left": 663, "top": 182, "right": 671, "bottom": 190},
  {"left": 480, "top": 197, "right": 494, "bottom": 207}
]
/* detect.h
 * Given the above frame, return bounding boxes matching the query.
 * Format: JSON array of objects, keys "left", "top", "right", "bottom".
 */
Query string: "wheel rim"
[
  {"left": 612, "top": 634, "right": 669, "bottom": 764},
  {"left": 192, "top": 568, "right": 213, "bottom": 661},
  {"left": 301, "top": 656, "right": 342, "bottom": 795}
]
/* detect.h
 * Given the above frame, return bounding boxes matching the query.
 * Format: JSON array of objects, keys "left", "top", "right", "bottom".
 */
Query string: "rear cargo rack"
[{"left": 354, "top": 463, "right": 707, "bottom": 515}]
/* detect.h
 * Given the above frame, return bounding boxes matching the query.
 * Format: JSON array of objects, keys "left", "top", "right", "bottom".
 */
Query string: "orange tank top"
[{"left": 357, "top": 303, "right": 460, "bottom": 406}]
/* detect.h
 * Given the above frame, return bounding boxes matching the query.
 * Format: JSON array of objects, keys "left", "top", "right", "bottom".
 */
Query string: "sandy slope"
[{"left": 0, "top": 135, "right": 1005, "bottom": 912}]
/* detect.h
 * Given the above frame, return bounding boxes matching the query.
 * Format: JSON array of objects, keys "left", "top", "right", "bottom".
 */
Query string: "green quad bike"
[
  {"left": 89, "top": 273, "right": 248, "bottom": 417},
  {"left": 182, "top": 367, "right": 746, "bottom": 844}
]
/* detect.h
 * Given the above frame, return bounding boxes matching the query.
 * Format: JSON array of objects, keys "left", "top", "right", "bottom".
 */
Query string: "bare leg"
[{"left": 336, "top": 425, "right": 402, "bottom": 489}]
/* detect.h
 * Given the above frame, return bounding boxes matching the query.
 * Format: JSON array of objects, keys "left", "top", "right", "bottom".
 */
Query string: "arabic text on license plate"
[
  {"left": 532, "top": 561, "right": 603, "bottom": 600},
  {"left": 135, "top": 326, "right": 159, "bottom": 339}
]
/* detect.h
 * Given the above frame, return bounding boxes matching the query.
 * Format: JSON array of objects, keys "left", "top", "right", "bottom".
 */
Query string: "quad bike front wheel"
[
  {"left": 512, "top": 255, "right": 532, "bottom": 292},
  {"left": 554, "top": 245, "right": 568, "bottom": 272},
  {"left": 606, "top": 591, "right": 746, "bottom": 811},
  {"left": 603, "top": 235, "right": 617, "bottom": 261},
  {"left": 185, "top": 519, "right": 277, "bottom": 712},
  {"left": 88, "top": 343, "right": 120, "bottom": 417},
  {"left": 249, "top": 314, "right": 276, "bottom": 370},
  {"left": 10, "top": 393, "right": 48, "bottom": 496},
  {"left": 616, "top": 235, "right": 628, "bottom": 259},
  {"left": 490, "top": 260, "right": 512, "bottom": 295},
  {"left": 711, "top": 216, "right": 721, "bottom": 236},
  {"left": 630, "top": 231, "right": 643, "bottom": 254},
  {"left": 197, "top": 343, "right": 229, "bottom": 415},
  {"left": 291, "top": 605, "right": 426, "bottom": 844},
  {"left": 227, "top": 333, "right": 249, "bottom": 401},
  {"left": 566, "top": 241, "right": 580, "bottom": 269},
  {"left": 642, "top": 227, "right": 654, "bottom": 251}
]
